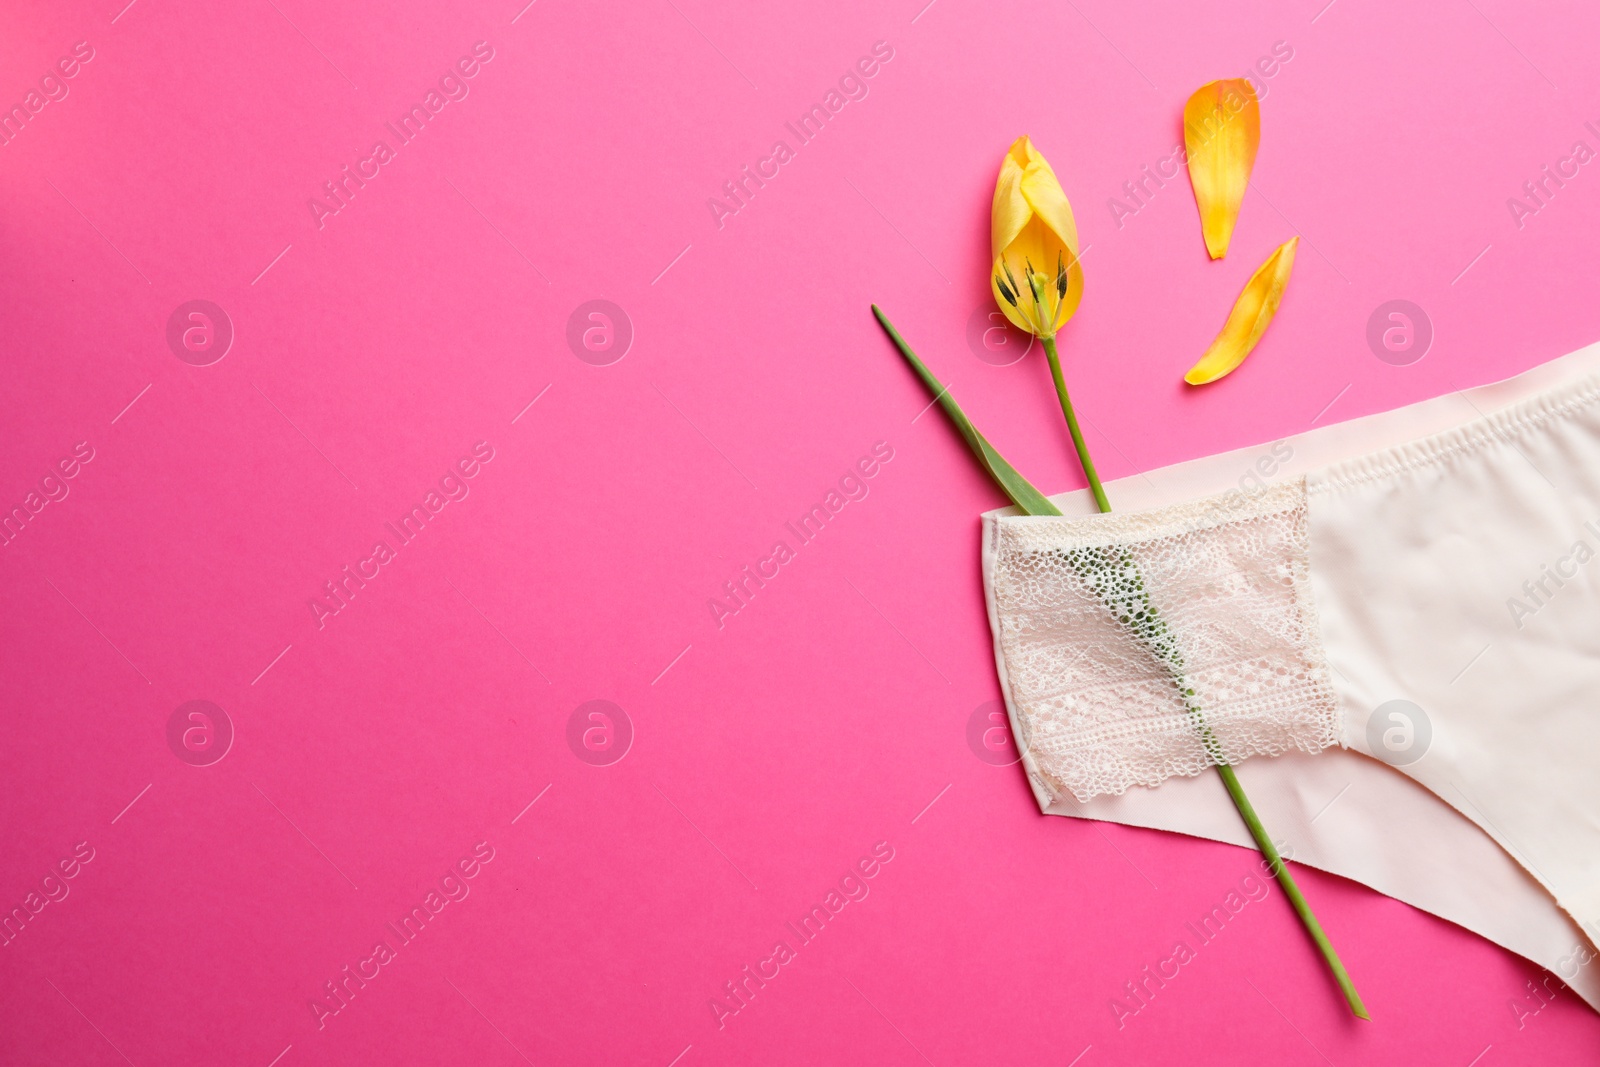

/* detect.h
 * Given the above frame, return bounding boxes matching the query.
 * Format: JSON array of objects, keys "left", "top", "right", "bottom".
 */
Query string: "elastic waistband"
[{"left": 1308, "top": 371, "right": 1600, "bottom": 496}]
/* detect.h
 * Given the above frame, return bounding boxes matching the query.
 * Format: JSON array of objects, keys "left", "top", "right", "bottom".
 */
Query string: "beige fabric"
[
  {"left": 982, "top": 340, "right": 1600, "bottom": 1010},
  {"left": 988, "top": 481, "right": 1339, "bottom": 803}
]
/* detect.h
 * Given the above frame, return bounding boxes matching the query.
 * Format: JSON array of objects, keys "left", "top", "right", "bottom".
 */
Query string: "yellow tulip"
[
  {"left": 990, "top": 136, "right": 1084, "bottom": 338},
  {"left": 1184, "top": 236, "right": 1298, "bottom": 385},
  {"left": 1184, "top": 79, "right": 1260, "bottom": 259}
]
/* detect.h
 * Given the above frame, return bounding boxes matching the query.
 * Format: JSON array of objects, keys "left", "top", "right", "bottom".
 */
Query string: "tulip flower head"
[{"left": 990, "top": 136, "right": 1084, "bottom": 339}]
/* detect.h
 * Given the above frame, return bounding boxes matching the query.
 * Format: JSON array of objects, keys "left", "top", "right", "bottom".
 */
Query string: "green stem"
[
  {"left": 1039, "top": 330, "right": 1369, "bottom": 1023},
  {"left": 1041, "top": 336, "right": 1110, "bottom": 513},
  {"left": 1216, "top": 763, "right": 1370, "bottom": 1020}
]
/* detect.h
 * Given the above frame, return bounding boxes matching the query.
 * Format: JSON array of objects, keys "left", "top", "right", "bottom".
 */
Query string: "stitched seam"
[{"left": 1308, "top": 372, "right": 1600, "bottom": 496}]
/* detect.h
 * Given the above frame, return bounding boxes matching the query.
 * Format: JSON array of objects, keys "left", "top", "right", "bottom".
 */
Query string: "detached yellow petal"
[
  {"left": 990, "top": 136, "right": 1084, "bottom": 336},
  {"left": 1184, "top": 79, "right": 1260, "bottom": 259},
  {"left": 1184, "top": 236, "right": 1297, "bottom": 385}
]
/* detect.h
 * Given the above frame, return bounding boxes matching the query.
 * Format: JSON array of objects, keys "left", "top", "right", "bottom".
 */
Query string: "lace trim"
[{"left": 985, "top": 478, "right": 1339, "bottom": 803}]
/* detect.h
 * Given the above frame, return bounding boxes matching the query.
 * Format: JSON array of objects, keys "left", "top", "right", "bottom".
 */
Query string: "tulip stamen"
[
  {"left": 1056, "top": 251, "right": 1068, "bottom": 300},
  {"left": 1001, "top": 258, "right": 1042, "bottom": 332},
  {"left": 1001, "top": 259, "right": 1025, "bottom": 305},
  {"left": 992, "top": 275, "right": 1017, "bottom": 308}
]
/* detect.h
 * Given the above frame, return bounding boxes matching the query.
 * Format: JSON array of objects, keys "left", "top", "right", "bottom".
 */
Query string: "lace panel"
[{"left": 986, "top": 479, "right": 1339, "bottom": 803}]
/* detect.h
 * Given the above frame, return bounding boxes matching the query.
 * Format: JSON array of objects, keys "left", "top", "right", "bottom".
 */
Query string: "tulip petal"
[
  {"left": 1184, "top": 236, "right": 1297, "bottom": 385},
  {"left": 1017, "top": 140, "right": 1081, "bottom": 261},
  {"left": 1184, "top": 79, "right": 1260, "bottom": 259},
  {"left": 991, "top": 136, "right": 1085, "bottom": 335},
  {"left": 991, "top": 138, "right": 1033, "bottom": 261}
]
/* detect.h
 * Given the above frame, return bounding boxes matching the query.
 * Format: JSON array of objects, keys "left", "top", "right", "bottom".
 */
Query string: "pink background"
[{"left": 3, "top": 0, "right": 1599, "bottom": 1063}]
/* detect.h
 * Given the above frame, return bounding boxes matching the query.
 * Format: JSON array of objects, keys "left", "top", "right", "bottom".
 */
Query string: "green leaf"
[{"left": 871, "top": 305, "right": 1061, "bottom": 517}]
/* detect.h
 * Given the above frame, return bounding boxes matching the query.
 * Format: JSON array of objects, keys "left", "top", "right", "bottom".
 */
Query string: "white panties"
[{"left": 983, "top": 341, "right": 1600, "bottom": 1010}]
